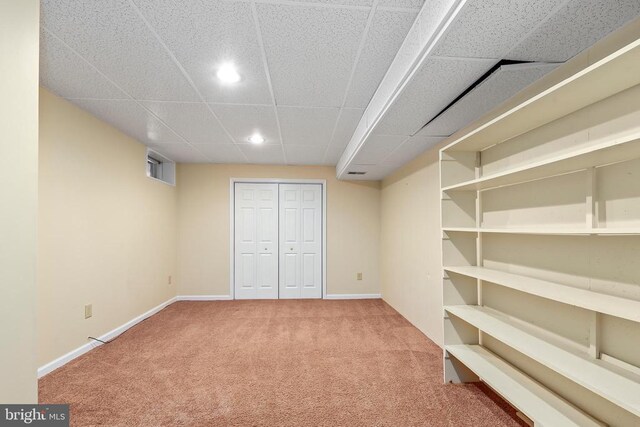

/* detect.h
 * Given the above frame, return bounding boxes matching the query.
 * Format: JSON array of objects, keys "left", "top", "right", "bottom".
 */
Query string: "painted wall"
[
  {"left": 380, "top": 150, "right": 445, "bottom": 345},
  {"left": 38, "top": 90, "right": 178, "bottom": 367},
  {"left": 0, "top": 0, "right": 39, "bottom": 403},
  {"left": 176, "top": 164, "right": 381, "bottom": 297}
]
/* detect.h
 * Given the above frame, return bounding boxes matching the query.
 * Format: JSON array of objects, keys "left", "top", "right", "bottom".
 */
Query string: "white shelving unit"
[{"left": 441, "top": 35, "right": 640, "bottom": 426}]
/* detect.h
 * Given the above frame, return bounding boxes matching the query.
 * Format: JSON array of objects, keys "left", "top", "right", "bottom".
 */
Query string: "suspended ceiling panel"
[
  {"left": 256, "top": 3, "right": 370, "bottom": 107},
  {"left": 420, "top": 62, "right": 560, "bottom": 137},
  {"left": 323, "top": 108, "right": 366, "bottom": 165},
  {"left": 344, "top": 9, "right": 419, "bottom": 108},
  {"left": 141, "top": 102, "right": 234, "bottom": 145},
  {"left": 337, "top": 0, "right": 640, "bottom": 180},
  {"left": 40, "top": 0, "right": 424, "bottom": 165},
  {"left": 132, "top": 0, "right": 273, "bottom": 105},
  {"left": 507, "top": 0, "right": 640, "bottom": 62},
  {"left": 372, "top": 57, "right": 497, "bottom": 136},
  {"left": 432, "top": 0, "right": 560, "bottom": 59}
]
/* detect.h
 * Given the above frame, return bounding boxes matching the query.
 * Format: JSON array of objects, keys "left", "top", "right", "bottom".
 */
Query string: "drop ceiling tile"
[
  {"left": 40, "top": 30, "right": 127, "bottom": 100},
  {"left": 378, "top": 0, "right": 425, "bottom": 9},
  {"left": 191, "top": 144, "right": 247, "bottom": 164},
  {"left": 507, "top": 0, "right": 640, "bottom": 62},
  {"left": 132, "top": 0, "right": 273, "bottom": 105},
  {"left": 422, "top": 62, "right": 559, "bottom": 137},
  {"left": 344, "top": 9, "right": 419, "bottom": 108},
  {"left": 284, "top": 0, "right": 373, "bottom": 6},
  {"left": 149, "top": 143, "right": 208, "bottom": 163},
  {"left": 373, "top": 57, "right": 496, "bottom": 136},
  {"left": 278, "top": 107, "right": 340, "bottom": 146},
  {"left": 238, "top": 144, "right": 286, "bottom": 164},
  {"left": 352, "top": 134, "right": 407, "bottom": 164},
  {"left": 41, "top": 0, "right": 198, "bottom": 101},
  {"left": 256, "top": 3, "right": 369, "bottom": 107},
  {"left": 142, "top": 102, "right": 232, "bottom": 145},
  {"left": 332, "top": 108, "right": 365, "bottom": 147},
  {"left": 432, "top": 0, "right": 559, "bottom": 59},
  {"left": 383, "top": 135, "right": 445, "bottom": 165},
  {"left": 70, "top": 99, "right": 181, "bottom": 145},
  {"left": 210, "top": 104, "right": 280, "bottom": 144},
  {"left": 284, "top": 145, "right": 328, "bottom": 165}
]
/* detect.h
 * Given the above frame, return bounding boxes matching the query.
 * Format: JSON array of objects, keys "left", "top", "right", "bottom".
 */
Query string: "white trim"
[
  {"left": 176, "top": 295, "right": 233, "bottom": 301},
  {"left": 324, "top": 294, "right": 382, "bottom": 300},
  {"left": 229, "top": 178, "right": 328, "bottom": 299},
  {"left": 37, "top": 297, "right": 177, "bottom": 378}
]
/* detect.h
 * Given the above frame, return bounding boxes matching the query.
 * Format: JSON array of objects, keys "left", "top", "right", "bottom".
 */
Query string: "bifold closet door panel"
[
  {"left": 279, "top": 184, "right": 322, "bottom": 299},
  {"left": 234, "top": 183, "right": 278, "bottom": 299}
]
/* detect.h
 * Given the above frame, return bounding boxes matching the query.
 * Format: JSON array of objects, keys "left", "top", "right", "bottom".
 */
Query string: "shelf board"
[
  {"left": 444, "top": 266, "right": 640, "bottom": 323},
  {"left": 442, "top": 38, "right": 640, "bottom": 153},
  {"left": 442, "top": 132, "right": 640, "bottom": 192},
  {"left": 445, "top": 305, "right": 640, "bottom": 417},
  {"left": 442, "top": 227, "right": 640, "bottom": 235},
  {"left": 446, "top": 345, "right": 604, "bottom": 427}
]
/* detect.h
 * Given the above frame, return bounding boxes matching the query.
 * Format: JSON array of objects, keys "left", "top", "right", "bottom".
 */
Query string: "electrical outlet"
[
  {"left": 168, "top": 275, "right": 172, "bottom": 285},
  {"left": 84, "top": 304, "right": 92, "bottom": 319},
  {"left": 357, "top": 273, "right": 363, "bottom": 281}
]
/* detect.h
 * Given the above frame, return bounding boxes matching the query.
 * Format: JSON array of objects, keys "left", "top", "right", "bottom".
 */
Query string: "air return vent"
[{"left": 347, "top": 171, "right": 367, "bottom": 175}]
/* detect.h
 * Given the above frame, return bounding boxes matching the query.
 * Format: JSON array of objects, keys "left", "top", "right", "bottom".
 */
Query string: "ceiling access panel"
[{"left": 420, "top": 62, "right": 560, "bottom": 138}]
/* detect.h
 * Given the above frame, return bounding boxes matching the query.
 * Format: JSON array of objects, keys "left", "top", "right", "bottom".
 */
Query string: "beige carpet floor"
[{"left": 39, "top": 299, "right": 524, "bottom": 426}]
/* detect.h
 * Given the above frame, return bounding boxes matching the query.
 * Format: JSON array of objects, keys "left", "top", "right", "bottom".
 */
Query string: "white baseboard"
[
  {"left": 324, "top": 294, "right": 382, "bottom": 300},
  {"left": 37, "top": 296, "right": 177, "bottom": 378},
  {"left": 176, "top": 295, "right": 233, "bottom": 301}
]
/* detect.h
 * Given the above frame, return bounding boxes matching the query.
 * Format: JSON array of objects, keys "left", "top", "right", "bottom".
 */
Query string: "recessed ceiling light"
[
  {"left": 248, "top": 133, "right": 265, "bottom": 144},
  {"left": 216, "top": 63, "right": 240, "bottom": 84}
]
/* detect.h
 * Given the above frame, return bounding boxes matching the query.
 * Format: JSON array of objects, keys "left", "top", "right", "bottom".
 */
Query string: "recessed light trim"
[
  {"left": 217, "top": 63, "right": 240, "bottom": 84},
  {"left": 248, "top": 133, "right": 265, "bottom": 145}
]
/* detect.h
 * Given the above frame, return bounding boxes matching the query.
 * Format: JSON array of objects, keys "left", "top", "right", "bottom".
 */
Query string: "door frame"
[{"left": 229, "top": 178, "right": 327, "bottom": 300}]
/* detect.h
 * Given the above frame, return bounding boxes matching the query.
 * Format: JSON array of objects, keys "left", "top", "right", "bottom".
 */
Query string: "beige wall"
[
  {"left": 0, "top": 0, "right": 39, "bottom": 403},
  {"left": 177, "top": 164, "right": 381, "bottom": 297},
  {"left": 380, "top": 150, "right": 445, "bottom": 346},
  {"left": 38, "top": 90, "right": 177, "bottom": 366}
]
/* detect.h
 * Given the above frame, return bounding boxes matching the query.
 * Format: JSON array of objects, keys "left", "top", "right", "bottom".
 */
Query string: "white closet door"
[
  {"left": 279, "top": 184, "right": 322, "bottom": 299},
  {"left": 234, "top": 183, "right": 278, "bottom": 299}
]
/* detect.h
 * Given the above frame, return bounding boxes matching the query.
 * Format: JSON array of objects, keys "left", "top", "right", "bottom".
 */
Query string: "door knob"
[
  {"left": 290, "top": 247, "right": 293, "bottom": 251},
  {"left": 264, "top": 248, "right": 267, "bottom": 250}
]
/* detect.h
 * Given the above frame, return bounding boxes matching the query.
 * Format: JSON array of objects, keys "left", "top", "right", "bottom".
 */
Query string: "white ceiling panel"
[
  {"left": 132, "top": 0, "right": 273, "bottom": 105},
  {"left": 283, "top": 0, "right": 373, "bottom": 6},
  {"left": 373, "top": 57, "right": 497, "bottom": 136},
  {"left": 383, "top": 134, "right": 445, "bottom": 166},
  {"left": 70, "top": 99, "right": 181, "bottom": 145},
  {"left": 41, "top": 0, "right": 199, "bottom": 102},
  {"left": 507, "top": 0, "right": 640, "bottom": 62},
  {"left": 433, "top": 0, "right": 559, "bottom": 59},
  {"left": 210, "top": 104, "right": 280, "bottom": 145},
  {"left": 378, "top": 0, "right": 425, "bottom": 8},
  {"left": 278, "top": 107, "right": 340, "bottom": 146},
  {"left": 323, "top": 108, "right": 365, "bottom": 164},
  {"left": 344, "top": 9, "right": 419, "bottom": 108},
  {"left": 284, "top": 145, "right": 328, "bottom": 165},
  {"left": 150, "top": 143, "right": 208, "bottom": 163},
  {"left": 191, "top": 144, "right": 247, "bottom": 164},
  {"left": 421, "top": 62, "right": 559, "bottom": 137},
  {"left": 238, "top": 144, "right": 286, "bottom": 165},
  {"left": 332, "top": 109, "right": 366, "bottom": 147},
  {"left": 352, "top": 134, "right": 407, "bottom": 165},
  {"left": 256, "top": 3, "right": 369, "bottom": 107},
  {"left": 40, "top": 30, "right": 127, "bottom": 100},
  {"left": 142, "top": 102, "right": 232, "bottom": 145}
]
